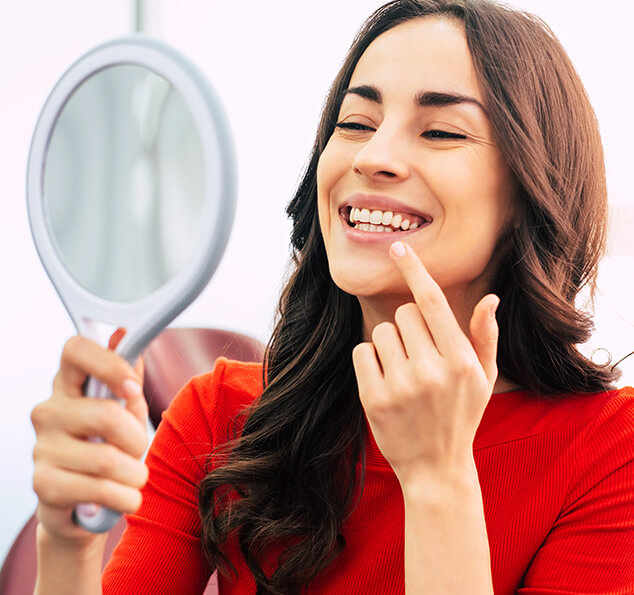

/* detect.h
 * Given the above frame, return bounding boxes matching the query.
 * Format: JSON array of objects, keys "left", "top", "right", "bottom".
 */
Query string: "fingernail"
[
  {"left": 489, "top": 297, "right": 500, "bottom": 319},
  {"left": 123, "top": 378, "right": 143, "bottom": 399},
  {"left": 77, "top": 503, "right": 99, "bottom": 517},
  {"left": 390, "top": 241, "right": 406, "bottom": 257}
]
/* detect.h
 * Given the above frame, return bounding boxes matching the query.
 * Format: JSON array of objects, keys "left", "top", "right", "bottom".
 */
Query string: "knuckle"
[
  {"left": 95, "top": 409, "right": 117, "bottom": 439},
  {"left": 51, "top": 372, "right": 62, "bottom": 394},
  {"left": 420, "top": 287, "right": 441, "bottom": 307},
  {"left": 416, "top": 365, "right": 441, "bottom": 389},
  {"left": 452, "top": 354, "right": 478, "bottom": 377},
  {"left": 32, "top": 465, "right": 46, "bottom": 497},
  {"left": 366, "top": 399, "right": 389, "bottom": 419},
  {"left": 111, "top": 358, "right": 132, "bottom": 384},
  {"left": 95, "top": 446, "right": 119, "bottom": 477},
  {"left": 61, "top": 335, "right": 83, "bottom": 363},
  {"left": 33, "top": 466, "right": 60, "bottom": 503},
  {"left": 32, "top": 441, "right": 47, "bottom": 464},
  {"left": 390, "top": 377, "right": 413, "bottom": 400},
  {"left": 30, "top": 402, "right": 50, "bottom": 430},
  {"left": 93, "top": 399, "right": 122, "bottom": 434}
]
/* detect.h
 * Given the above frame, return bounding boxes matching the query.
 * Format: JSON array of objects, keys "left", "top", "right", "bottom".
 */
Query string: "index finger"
[
  {"left": 55, "top": 335, "right": 142, "bottom": 402},
  {"left": 389, "top": 241, "right": 468, "bottom": 355}
]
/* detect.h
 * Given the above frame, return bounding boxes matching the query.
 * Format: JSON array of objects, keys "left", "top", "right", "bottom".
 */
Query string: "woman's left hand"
[{"left": 352, "top": 241, "right": 500, "bottom": 489}]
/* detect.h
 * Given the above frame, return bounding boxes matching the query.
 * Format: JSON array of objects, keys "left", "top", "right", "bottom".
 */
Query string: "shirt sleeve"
[
  {"left": 518, "top": 388, "right": 634, "bottom": 594},
  {"left": 101, "top": 361, "right": 227, "bottom": 595}
]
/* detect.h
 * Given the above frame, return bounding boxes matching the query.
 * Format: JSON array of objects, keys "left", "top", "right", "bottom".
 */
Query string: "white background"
[{"left": 1, "top": 0, "right": 632, "bottom": 561}]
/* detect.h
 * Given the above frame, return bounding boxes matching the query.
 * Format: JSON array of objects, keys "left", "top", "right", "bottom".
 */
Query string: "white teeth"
[
  {"left": 353, "top": 223, "right": 395, "bottom": 233},
  {"left": 369, "top": 210, "right": 383, "bottom": 225},
  {"left": 347, "top": 206, "right": 429, "bottom": 232}
]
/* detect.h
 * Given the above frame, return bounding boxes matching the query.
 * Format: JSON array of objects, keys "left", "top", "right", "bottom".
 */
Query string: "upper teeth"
[{"left": 349, "top": 207, "right": 424, "bottom": 231}]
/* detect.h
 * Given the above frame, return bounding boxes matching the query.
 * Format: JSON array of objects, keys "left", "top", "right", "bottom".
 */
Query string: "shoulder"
[
  {"left": 477, "top": 385, "right": 634, "bottom": 450},
  {"left": 548, "top": 386, "right": 634, "bottom": 447},
  {"left": 574, "top": 386, "right": 634, "bottom": 457},
  {"left": 558, "top": 386, "right": 634, "bottom": 505},
  {"left": 555, "top": 386, "right": 634, "bottom": 443},
  {"left": 186, "top": 356, "right": 264, "bottom": 413},
  {"left": 160, "top": 357, "right": 264, "bottom": 449}
]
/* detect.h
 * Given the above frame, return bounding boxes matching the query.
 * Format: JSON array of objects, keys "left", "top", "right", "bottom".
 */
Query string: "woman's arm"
[
  {"left": 353, "top": 241, "right": 498, "bottom": 593},
  {"left": 34, "top": 527, "right": 107, "bottom": 595},
  {"left": 31, "top": 330, "right": 148, "bottom": 595},
  {"left": 402, "top": 463, "right": 493, "bottom": 594}
]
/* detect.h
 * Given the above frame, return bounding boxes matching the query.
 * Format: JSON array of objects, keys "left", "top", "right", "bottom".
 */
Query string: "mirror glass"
[{"left": 44, "top": 64, "right": 205, "bottom": 302}]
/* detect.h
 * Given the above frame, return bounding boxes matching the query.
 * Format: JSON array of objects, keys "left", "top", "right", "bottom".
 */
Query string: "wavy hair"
[{"left": 199, "top": 1, "right": 620, "bottom": 592}]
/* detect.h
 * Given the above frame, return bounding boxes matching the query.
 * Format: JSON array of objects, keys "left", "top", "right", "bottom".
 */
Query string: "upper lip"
[{"left": 340, "top": 193, "right": 433, "bottom": 222}]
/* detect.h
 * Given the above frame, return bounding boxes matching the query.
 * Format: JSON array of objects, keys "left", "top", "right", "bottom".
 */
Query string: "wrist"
[
  {"left": 36, "top": 521, "right": 107, "bottom": 558},
  {"left": 400, "top": 458, "right": 481, "bottom": 506}
]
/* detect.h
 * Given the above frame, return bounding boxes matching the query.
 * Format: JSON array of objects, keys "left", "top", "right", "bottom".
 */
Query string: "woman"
[{"left": 31, "top": 1, "right": 634, "bottom": 593}]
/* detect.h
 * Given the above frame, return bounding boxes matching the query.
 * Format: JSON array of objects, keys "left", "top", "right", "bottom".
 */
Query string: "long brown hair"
[{"left": 198, "top": 1, "right": 620, "bottom": 592}]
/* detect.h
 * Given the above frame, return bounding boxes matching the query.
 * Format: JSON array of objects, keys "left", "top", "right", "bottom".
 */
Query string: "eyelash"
[{"left": 334, "top": 121, "right": 467, "bottom": 139}]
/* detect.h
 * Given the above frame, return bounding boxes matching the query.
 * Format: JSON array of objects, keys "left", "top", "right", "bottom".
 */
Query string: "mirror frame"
[{"left": 27, "top": 36, "right": 236, "bottom": 362}]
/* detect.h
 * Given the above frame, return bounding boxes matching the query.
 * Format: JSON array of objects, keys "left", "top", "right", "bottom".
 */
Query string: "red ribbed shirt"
[{"left": 103, "top": 358, "right": 634, "bottom": 593}]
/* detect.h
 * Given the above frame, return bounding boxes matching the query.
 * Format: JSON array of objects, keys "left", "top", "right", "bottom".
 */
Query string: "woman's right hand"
[{"left": 31, "top": 330, "right": 149, "bottom": 545}]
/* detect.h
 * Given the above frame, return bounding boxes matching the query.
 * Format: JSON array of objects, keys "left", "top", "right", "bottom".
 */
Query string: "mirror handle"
[{"left": 72, "top": 377, "right": 123, "bottom": 533}]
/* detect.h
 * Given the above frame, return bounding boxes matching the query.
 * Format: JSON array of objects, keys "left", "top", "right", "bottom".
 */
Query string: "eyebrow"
[{"left": 342, "top": 84, "right": 487, "bottom": 115}]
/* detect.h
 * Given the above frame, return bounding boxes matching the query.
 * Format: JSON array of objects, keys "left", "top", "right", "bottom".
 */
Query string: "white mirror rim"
[{"left": 27, "top": 36, "right": 236, "bottom": 359}]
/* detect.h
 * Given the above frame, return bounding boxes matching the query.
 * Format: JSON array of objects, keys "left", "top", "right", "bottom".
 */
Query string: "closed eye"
[
  {"left": 334, "top": 122, "right": 375, "bottom": 131},
  {"left": 422, "top": 130, "right": 467, "bottom": 140},
  {"left": 334, "top": 123, "right": 467, "bottom": 139}
]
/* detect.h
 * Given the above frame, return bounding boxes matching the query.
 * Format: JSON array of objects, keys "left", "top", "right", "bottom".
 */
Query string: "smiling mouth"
[{"left": 342, "top": 205, "right": 432, "bottom": 233}]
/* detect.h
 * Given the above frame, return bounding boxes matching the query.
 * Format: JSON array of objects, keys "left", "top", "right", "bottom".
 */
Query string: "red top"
[{"left": 103, "top": 357, "right": 634, "bottom": 594}]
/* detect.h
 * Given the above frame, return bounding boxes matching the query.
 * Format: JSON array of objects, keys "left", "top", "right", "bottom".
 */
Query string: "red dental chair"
[{"left": 0, "top": 328, "right": 265, "bottom": 595}]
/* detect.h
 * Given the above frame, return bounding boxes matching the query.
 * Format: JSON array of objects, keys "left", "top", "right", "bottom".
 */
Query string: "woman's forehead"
[{"left": 349, "top": 16, "right": 483, "bottom": 104}]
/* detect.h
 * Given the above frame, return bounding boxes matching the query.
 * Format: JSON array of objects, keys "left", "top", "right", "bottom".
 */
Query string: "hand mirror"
[{"left": 27, "top": 37, "right": 236, "bottom": 532}]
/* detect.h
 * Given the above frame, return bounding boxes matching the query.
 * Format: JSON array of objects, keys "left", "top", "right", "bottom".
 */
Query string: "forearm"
[
  {"left": 34, "top": 523, "right": 107, "bottom": 595},
  {"left": 402, "top": 462, "right": 494, "bottom": 594}
]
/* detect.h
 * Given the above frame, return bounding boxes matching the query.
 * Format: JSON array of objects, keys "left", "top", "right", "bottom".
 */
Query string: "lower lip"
[{"left": 339, "top": 211, "right": 431, "bottom": 243}]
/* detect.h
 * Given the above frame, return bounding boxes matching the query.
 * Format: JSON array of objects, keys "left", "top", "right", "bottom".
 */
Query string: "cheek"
[
  {"left": 317, "top": 140, "right": 343, "bottom": 194},
  {"left": 427, "top": 150, "right": 513, "bottom": 229},
  {"left": 316, "top": 141, "right": 349, "bottom": 235},
  {"left": 316, "top": 154, "right": 331, "bottom": 240}
]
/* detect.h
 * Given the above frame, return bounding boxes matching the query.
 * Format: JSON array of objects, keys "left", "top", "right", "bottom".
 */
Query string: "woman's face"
[{"left": 317, "top": 16, "right": 516, "bottom": 306}]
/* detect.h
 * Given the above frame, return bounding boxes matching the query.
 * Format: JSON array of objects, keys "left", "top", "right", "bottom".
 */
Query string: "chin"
[{"left": 328, "top": 263, "right": 405, "bottom": 299}]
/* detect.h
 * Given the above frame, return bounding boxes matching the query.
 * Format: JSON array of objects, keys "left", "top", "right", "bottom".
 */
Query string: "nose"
[{"left": 351, "top": 124, "right": 411, "bottom": 182}]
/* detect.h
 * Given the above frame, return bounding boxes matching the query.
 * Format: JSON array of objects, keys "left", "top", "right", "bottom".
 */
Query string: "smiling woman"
[
  {"left": 30, "top": 1, "right": 633, "bottom": 594},
  {"left": 317, "top": 16, "right": 516, "bottom": 348}
]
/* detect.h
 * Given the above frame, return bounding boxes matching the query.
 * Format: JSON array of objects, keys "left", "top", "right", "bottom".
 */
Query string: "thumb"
[{"left": 469, "top": 294, "right": 500, "bottom": 387}]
